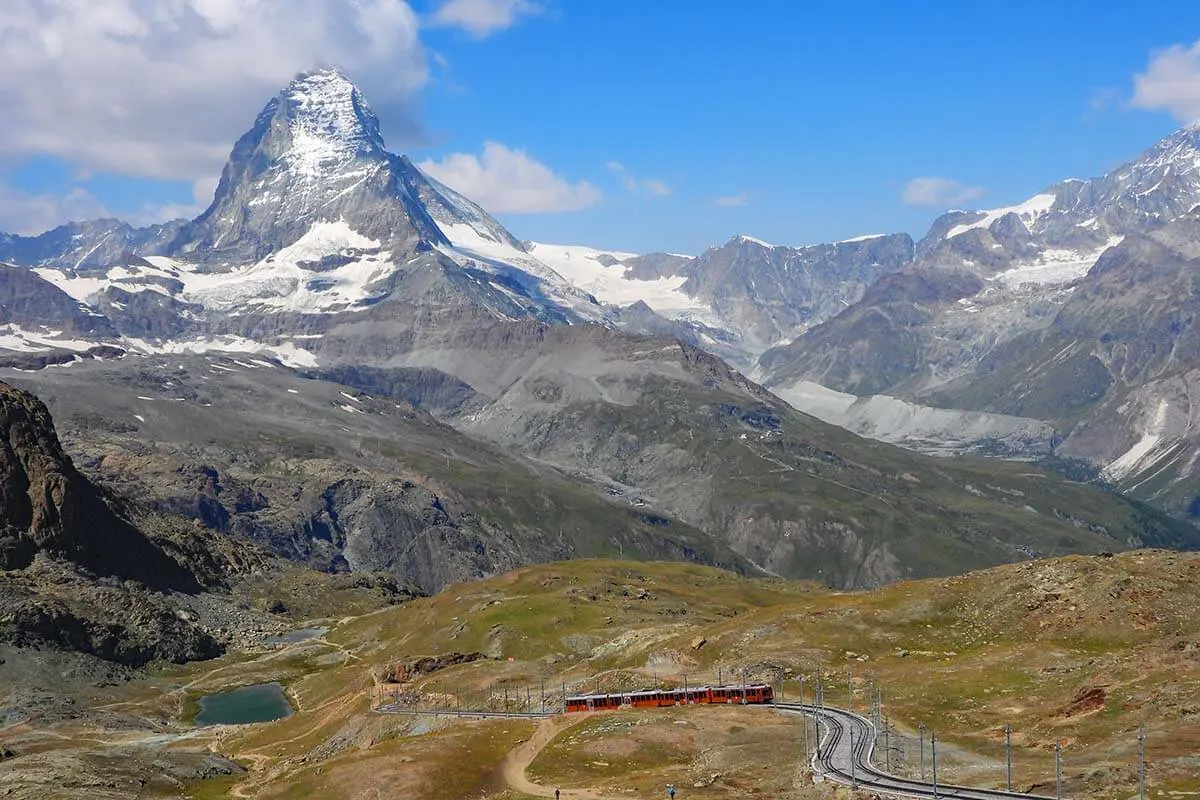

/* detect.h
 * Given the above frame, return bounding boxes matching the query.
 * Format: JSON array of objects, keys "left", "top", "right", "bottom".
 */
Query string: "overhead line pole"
[
  {"left": 1005, "top": 723, "right": 1013, "bottom": 791},
  {"left": 850, "top": 727, "right": 857, "bottom": 789},
  {"left": 1055, "top": 742, "right": 1063, "bottom": 800},
  {"left": 931, "top": 732, "right": 939, "bottom": 800},
  {"left": 1138, "top": 728, "right": 1146, "bottom": 800},
  {"left": 919, "top": 722, "right": 927, "bottom": 782}
]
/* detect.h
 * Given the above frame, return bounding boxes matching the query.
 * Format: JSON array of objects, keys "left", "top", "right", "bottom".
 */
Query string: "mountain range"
[
  {"left": 758, "top": 123, "right": 1200, "bottom": 518},
  {"left": 2, "top": 66, "right": 1198, "bottom": 606}
]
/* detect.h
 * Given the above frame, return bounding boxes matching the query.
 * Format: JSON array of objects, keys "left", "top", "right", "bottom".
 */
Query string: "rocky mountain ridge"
[
  {"left": 0, "top": 380, "right": 270, "bottom": 667},
  {"left": 755, "top": 121, "right": 1200, "bottom": 504}
]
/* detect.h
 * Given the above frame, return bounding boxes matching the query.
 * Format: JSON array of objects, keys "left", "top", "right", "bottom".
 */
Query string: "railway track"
[
  {"left": 374, "top": 704, "right": 554, "bottom": 719},
  {"left": 774, "top": 703, "right": 1055, "bottom": 800}
]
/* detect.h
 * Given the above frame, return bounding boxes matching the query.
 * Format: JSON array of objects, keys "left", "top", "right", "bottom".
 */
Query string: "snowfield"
[{"left": 946, "top": 193, "right": 1057, "bottom": 239}]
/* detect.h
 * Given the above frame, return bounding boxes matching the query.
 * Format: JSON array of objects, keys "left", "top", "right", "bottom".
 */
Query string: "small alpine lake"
[
  {"left": 194, "top": 682, "right": 293, "bottom": 726},
  {"left": 263, "top": 627, "right": 327, "bottom": 646}
]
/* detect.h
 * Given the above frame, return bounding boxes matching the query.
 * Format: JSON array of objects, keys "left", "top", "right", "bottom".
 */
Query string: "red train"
[{"left": 566, "top": 684, "right": 774, "bottom": 712}]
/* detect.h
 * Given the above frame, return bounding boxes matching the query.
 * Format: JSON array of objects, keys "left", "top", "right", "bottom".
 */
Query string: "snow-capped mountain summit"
[{"left": 177, "top": 67, "right": 447, "bottom": 262}]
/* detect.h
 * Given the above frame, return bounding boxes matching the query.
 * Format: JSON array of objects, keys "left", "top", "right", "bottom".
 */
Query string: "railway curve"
[{"left": 775, "top": 703, "right": 1055, "bottom": 800}]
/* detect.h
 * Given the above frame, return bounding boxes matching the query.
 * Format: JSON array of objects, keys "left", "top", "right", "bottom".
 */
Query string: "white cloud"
[
  {"left": 901, "top": 177, "right": 985, "bottom": 208},
  {"left": 430, "top": 0, "right": 540, "bottom": 38},
  {"left": 1132, "top": 40, "right": 1200, "bottom": 123},
  {"left": 0, "top": 0, "right": 427, "bottom": 186},
  {"left": 714, "top": 192, "right": 749, "bottom": 208},
  {"left": 641, "top": 179, "right": 672, "bottom": 197},
  {"left": 606, "top": 161, "right": 671, "bottom": 197},
  {"left": 418, "top": 141, "right": 600, "bottom": 213},
  {"left": 0, "top": 184, "right": 110, "bottom": 235}
]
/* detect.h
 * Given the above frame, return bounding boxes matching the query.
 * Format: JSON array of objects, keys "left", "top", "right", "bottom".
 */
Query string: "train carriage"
[{"left": 565, "top": 683, "right": 773, "bottom": 713}]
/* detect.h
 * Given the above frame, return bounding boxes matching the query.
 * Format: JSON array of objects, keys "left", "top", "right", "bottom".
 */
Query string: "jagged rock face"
[
  {"left": 400, "top": 159, "right": 527, "bottom": 251},
  {"left": 679, "top": 234, "right": 914, "bottom": 352},
  {"left": 0, "top": 265, "right": 116, "bottom": 337},
  {"left": 758, "top": 268, "right": 985, "bottom": 396},
  {"left": 177, "top": 68, "right": 446, "bottom": 264},
  {"left": 620, "top": 252, "right": 692, "bottom": 281},
  {"left": 0, "top": 381, "right": 196, "bottom": 591}
]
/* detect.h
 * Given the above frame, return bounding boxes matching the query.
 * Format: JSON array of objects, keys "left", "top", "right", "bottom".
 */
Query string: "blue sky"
[{"left": 2, "top": 1, "right": 1200, "bottom": 254}]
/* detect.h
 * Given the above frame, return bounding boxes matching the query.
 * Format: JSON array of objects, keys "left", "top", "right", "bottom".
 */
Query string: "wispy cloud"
[
  {"left": 641, "top": 179, "right": 672, "bottom": 197},
  {"left": 419, "top": 141, "right": 600, "bottom": 213},
  {"left": 0, "top": 184, "right": 108, "bottom": 235},
  {"left": 901, "top": 177, "right": 985, "bottom": 209},
  {"left": 1132, "top": 40, "right": 1200, "bottom": 123},
  {"left": 0, "top": 175, "right": 221, "bottom": 235},
  {"left": 606, "top": 161, "right": 672, "bottom": 197},
  {"left": 713, "top": 192, "right": 749, "bottom": 208},
  {"left": 430, "top": 0, "right": 541, "bottom": 38}
]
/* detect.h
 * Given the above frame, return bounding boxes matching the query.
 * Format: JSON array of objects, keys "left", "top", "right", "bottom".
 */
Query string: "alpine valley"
[
  {"left": 2, "top": 68, "right": 1199, "bottom": 660},
  {"left": 2, "top": 63, "right": 1200, "bottom": 800}
]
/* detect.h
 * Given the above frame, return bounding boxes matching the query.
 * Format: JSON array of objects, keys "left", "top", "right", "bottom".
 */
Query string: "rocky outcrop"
[
  {"left": 0, "top": 381, "right": 198, "bottom": 591},
  {"left": 0, "top": 568, "right": 221, "bottom": 667}
]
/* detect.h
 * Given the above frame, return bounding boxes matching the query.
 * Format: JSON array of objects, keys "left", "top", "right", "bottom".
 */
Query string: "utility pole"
[
  {"left": 919, "top": 722, "right": 927, "bottom": 781},
  {"left": 883, "top": 717, "right": 891, "bottom": 771},
  {"left": 803, "top": 705, "right": 810, "bottom": 760},
  {"left": 1138, "top": 728, "right": 1146, "bottom": 800},
  {"left": 931, "top": 733, "right": 939, "bottom": 800},
  {"left": 847, "top": 670, "right": 853, "bottom": 711},
  {"left": 1005, "top": 724, "right": 1013, "bottom": 791},
  {"left": 850, "top": 727, "right": 857, "bottom": 789},
  {"left": 1055, "top": 742, "right": 1063, "bottom": 800},
  {"left": 814, "top": 712, "right": 822, "bottom": 776},
  {"left": 799, "top": 676, "right": 808, "bottom": 758}
]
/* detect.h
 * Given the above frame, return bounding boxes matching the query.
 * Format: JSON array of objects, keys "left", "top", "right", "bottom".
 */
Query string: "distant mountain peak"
[
  {"left": 1136, "top": 123, "right": 1200, "bottom": 175},
  {"left": 731, "top": 234, "right": 775, "bottom": 248}
]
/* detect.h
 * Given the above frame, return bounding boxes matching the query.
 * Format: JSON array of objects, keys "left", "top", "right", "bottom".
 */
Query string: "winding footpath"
[{"left": 774, "top": 703, "right": 1055, "bottom": 800}]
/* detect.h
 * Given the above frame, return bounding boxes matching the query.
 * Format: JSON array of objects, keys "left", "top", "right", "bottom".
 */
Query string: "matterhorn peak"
[
  {"left": 272, "top": 66, "right": 387, "bottom": 174},
  {"left": 176, "top": 66, "right": 448, "bottom": 262}
]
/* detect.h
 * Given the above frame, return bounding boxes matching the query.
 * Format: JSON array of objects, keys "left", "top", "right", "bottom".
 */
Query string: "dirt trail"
[{"left": 500, "top": 714, "right": 630, "bottom": 800}]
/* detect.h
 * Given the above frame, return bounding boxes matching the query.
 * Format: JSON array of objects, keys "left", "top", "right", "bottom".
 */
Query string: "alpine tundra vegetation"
[{"left": 1, "top": 3, "right": 1199, "bottom": 799}]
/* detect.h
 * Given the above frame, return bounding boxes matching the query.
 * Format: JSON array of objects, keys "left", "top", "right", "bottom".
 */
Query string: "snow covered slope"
[{"left": 525, "top": 242, "right": 714, "bottom": 320}]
